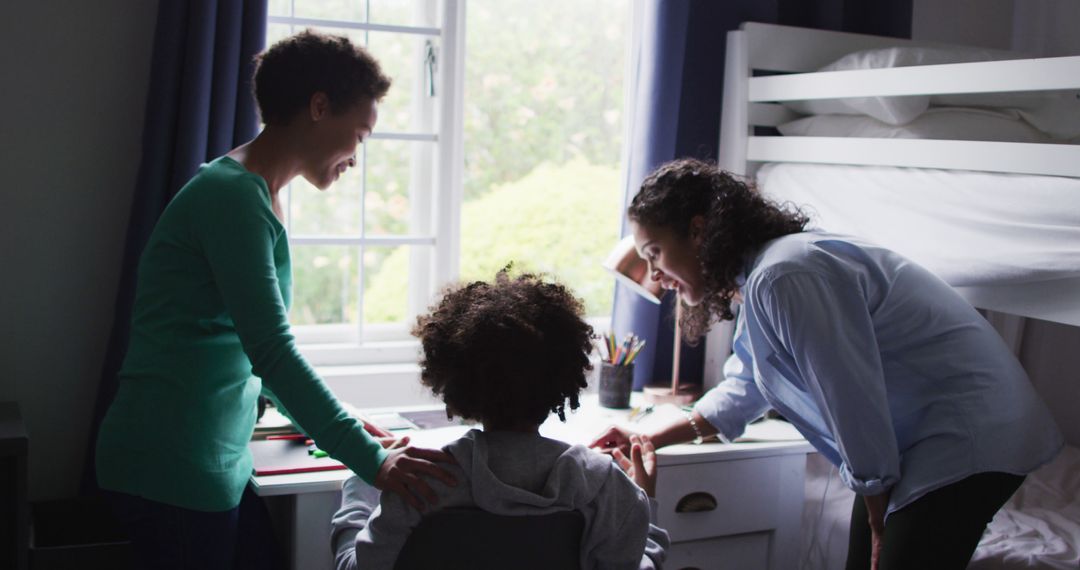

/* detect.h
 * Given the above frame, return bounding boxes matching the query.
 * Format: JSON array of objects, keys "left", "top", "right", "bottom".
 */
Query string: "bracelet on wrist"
[{"left": 686, "top": 411, "right": 705, "bottom": 445}]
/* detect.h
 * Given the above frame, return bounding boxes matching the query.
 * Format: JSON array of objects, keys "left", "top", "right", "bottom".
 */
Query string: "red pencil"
[
  {"left": 254, "top": 463, "right": 347, "bottom": 476},
  {"left": 266, "top": 434, "right": 314, "bottom": 445}
]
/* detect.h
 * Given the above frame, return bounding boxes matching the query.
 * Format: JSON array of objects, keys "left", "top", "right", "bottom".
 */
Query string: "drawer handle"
[{"left": 675, "top": 491, "right": 717, "bottom": 513}]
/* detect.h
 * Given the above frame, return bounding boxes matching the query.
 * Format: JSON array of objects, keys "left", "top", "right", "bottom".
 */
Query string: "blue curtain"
[
  {"left": 614, "top": 0, "right": 911, "bottom": 391},
  {"left": 82, "top": 0, "right": 267, "bottom": 494}
]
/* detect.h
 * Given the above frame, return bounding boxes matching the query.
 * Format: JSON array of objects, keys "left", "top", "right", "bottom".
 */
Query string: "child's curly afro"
[{"left": 412, "top": 269, "right": 594, "bottom": 427}]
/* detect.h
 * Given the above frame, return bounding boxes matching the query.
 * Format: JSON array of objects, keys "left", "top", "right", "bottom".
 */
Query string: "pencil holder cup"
[{"left": 599, "top": 362, "right": 633, "bottom": 409}]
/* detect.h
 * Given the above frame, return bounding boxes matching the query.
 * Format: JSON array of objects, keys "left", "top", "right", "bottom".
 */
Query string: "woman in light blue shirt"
[{"left": 591, "top": 158, "right": 1063, "bottom": 570}]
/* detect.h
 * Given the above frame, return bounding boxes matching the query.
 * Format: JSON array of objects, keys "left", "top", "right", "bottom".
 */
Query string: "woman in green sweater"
[{"left": 96, "top": 31, "right": 455, "bottom": 569}]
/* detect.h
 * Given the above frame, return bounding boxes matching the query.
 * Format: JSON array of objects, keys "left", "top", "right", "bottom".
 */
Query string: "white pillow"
[
  {"left": 784, "top": 46, "right": 1080, "bottom": 138},
  {"left": 777, "top": 107, "right": 1054, "bottom": 144},
  {"left": 1009, "top": 93, "right": 1080, "bottom": 140}
]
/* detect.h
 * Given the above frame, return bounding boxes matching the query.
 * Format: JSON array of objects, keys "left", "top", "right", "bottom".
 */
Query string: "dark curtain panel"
[
  {"left": 614, "top": 0, "right": 911, "bottom": 391},
  {"left": 82, "top": 0, "right": 267, "bottom": 494}
]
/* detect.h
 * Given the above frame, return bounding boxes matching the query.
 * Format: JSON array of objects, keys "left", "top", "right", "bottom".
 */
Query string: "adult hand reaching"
[
  {"left": 373, "top": 436, "right": 457, "bottom": 512},
  {"left": 589, "top": 424, "right": 638, "bottom": 456},
  {"left": 611, "top": 434, "right": 657, "bottom": 497}
]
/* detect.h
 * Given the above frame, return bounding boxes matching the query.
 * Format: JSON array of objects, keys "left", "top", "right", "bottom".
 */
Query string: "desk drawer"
[
  {"left": 655, "top": 456, "right": 783, "bottom": 542},
  {"left": 667, "top": 532, "right": 771, "bottom": 570}
]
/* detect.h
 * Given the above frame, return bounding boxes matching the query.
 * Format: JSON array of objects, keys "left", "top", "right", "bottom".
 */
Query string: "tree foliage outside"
[
  {"left": 274, "top": 0, "right": 629, "bottom": 328},
  {"left": 462, "top": 1, "right": 628, "bottom": 201},
  {"left": 365, "top": 159, "right": 621, "bottom": 322}
]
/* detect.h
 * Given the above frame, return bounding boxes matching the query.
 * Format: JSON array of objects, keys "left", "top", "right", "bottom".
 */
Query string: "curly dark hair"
[
  {"left": 253, "top": 30, "right": 392, "bottom": 125},
  {"left": 412, "top": 269, "right": 594, "bottom": 428},
  {"left": 628, "top": 158, "right": 809, "bottom": 342}
]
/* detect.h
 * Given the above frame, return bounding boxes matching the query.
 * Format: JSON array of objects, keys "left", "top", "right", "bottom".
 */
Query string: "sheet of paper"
[
  {"left": 736, "top": 419, "right": 805, "bottom": 442},
  {"left": 404, "top": 425, "right": 474, "bottom": 449}
]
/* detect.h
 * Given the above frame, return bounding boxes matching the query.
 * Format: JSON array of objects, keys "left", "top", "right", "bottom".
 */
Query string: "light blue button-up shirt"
[{"left": 694, "top": 231, "right": 1063, "bottom": 514}]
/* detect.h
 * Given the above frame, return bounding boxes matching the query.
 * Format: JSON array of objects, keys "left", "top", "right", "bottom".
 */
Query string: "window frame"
[{"left": 268, "top": 1, "right": 466, "bottom": 367}]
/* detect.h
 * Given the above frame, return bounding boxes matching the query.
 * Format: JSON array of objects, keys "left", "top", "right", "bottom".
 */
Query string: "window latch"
[{"left": 425, "top": 40, "right": 438, "bottom": 97}]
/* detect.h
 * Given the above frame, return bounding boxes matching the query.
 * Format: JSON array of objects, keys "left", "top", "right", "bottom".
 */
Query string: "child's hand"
[{"left": 611, "top": 434, "right": 657, "bottom": 497}]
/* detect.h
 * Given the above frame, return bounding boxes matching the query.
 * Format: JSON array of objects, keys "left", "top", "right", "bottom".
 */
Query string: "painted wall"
[
  {"left": 1011, "top": 0, "right": 1080, "bottom": 56},
  {"left": 0, "top": 1, "right": 158, "bottom": 499},
  {"left": 913, "top": 0, "right": 1014, "bottom": 50},
  {"left": 914, "top": 0, "right": 1080, "bottom": 56}
]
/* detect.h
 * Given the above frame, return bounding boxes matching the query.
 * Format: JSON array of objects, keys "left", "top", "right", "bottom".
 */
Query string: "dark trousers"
[
  {"left": 104, "top": 485, "right": 283, "bottom": 570},
  {"left": 846, "top": 472, "right": 1024, "bottom": 570}
]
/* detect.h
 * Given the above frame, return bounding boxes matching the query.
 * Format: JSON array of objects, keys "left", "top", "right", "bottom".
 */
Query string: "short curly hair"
[
  {"left": 412, "top": 269, "right": 594, "bottom": 427},
  {"left": 253, "top": 30, "right": 392, "bottom": 125},
  {"left": 628, "top": 158, "right": 809, "bottom": 342}
]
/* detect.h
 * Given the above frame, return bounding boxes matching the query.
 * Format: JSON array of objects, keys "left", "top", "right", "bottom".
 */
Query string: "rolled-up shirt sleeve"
[
  {"left": 693, "top": 315, "right": 771, "bottom": 442},
  {"left": 748, "top": 269, "right": 899, "bottom": 496}
]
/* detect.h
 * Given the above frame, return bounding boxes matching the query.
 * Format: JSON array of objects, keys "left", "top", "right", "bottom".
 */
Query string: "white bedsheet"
[
  {"left": 756, "top": 163, "right": 1080, "bottom": 288},
  {"left": 969, "top": 446, "right": 1080, "bottom": 570},
  {"left": 799, "top": 447, "right": 1080, "bottom": 570}
]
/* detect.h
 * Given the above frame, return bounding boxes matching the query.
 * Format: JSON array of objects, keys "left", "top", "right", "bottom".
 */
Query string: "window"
[
  {"left": 267, "top": 0, "right": 465, "bottom": 366},
  {"left": 267, "top": 1, "right": 630, "bottom": 371},
  {"left": 458, "top": 1, "right": 629, "bottom": 322}
]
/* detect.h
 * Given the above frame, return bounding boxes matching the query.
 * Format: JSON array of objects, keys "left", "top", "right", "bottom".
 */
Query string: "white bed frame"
[{"left": 704, "top": 23, "right": 1080, "bottom": 385}]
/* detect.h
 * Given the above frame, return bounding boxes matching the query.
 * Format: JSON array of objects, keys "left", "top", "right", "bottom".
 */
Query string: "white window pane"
[
  {"left": 289, "top": 245, "right": 360, "bottom": 326},
  {"left": 366, "top": 0, "right": 433, "bottom": 27},
  {"left": 286, "top": 158, "right": 364, "bottom": 236},
  {"left": 365, "top": 139, "right": 434, "bottom": 235},
  {"left": 267, "top": 0, "right": 291, "bottom": 18},
  {"left": 294, "top": 0, "right": 365, "bottom": 23},
  {"left": 464, "top": 0, "right": 628, "bottom": 194},
  {"left": 458, "top": 162, "right": 621, "bottom": 316},
  {"left": 462, "top": 0, "right": 629, "bottom": 317},
  {"left": 365, "top": 31, "right": 428, "bottom": 134},
  {"left": 363, "top": 245, "right": 425, "bottom": 326},
  {"left": 266, "top": 23, "right": 294, "bottom": 47}
]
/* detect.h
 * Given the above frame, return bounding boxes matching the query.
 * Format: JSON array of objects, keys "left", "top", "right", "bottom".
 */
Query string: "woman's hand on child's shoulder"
[{"left": 374, "top": 435, "right": 458, "bottom": 512}]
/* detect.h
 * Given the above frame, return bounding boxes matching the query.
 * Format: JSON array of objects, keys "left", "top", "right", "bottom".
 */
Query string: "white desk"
[{"left": 251, "top": 395, "right": 814, "bottom": 570}]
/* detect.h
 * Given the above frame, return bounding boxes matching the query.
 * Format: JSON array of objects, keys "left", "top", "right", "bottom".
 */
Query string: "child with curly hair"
[{"left": 330, "top": 270, "right": 670, "bottom": 569}]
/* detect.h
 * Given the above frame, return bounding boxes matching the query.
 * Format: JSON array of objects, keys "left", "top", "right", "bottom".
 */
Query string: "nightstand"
[
  {"left": 541, "top": 396, "right": 813, "bottom": 569},
  {"left": 652, "top": 427, "right": 812, "bottom": 570}
]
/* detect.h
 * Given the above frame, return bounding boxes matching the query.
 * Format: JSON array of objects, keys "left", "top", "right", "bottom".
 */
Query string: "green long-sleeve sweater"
[{"left": 96, "top": 156, "right": 387, "bottom": 511}]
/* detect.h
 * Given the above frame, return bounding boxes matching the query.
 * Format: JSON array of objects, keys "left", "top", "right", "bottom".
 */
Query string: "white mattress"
[
  {"left": 755, "top": 163, "right": 1080, "bottom": 288},
  {"left": 799, "top": 447, "right": 1080, "bottom": 570}
]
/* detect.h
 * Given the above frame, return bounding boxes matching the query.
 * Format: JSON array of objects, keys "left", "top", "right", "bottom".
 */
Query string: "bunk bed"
[{"left": 707, "top": 23, "right": 1080, "bottom": 570}]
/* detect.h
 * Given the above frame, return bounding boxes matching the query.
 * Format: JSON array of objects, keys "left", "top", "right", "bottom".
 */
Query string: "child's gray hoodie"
[{"left": 331, "top": 429, "right": 670, "bottom": 569}]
